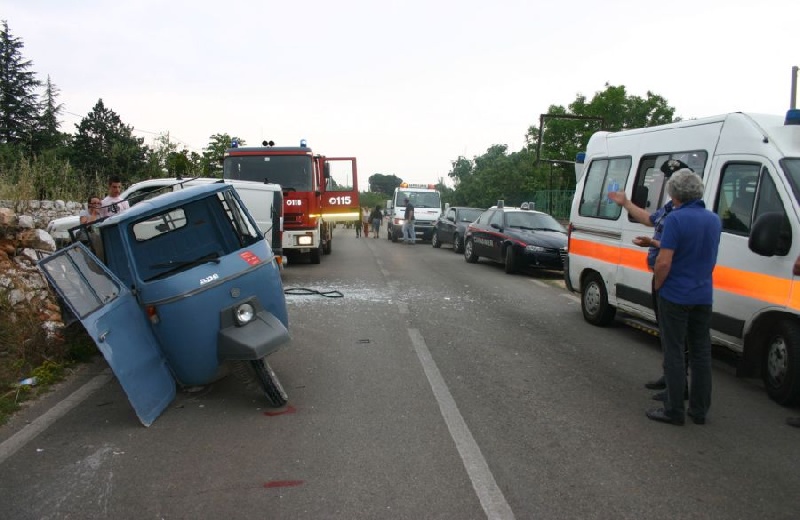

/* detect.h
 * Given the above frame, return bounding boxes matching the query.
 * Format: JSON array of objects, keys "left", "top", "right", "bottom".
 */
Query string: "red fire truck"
[{"left": 223, "top": 140, "right": 360, "bottom": 264}]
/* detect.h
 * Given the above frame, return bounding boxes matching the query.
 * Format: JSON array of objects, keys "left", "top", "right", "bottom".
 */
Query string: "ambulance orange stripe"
[
  {"left": 569, "top": 238, "right": 647, "bottom": 272},
  {"left": 571, "top": 237, "right": 800, "bottom": 310},
  {"left": 712, "top": 265, "right": 792, "bottom": 307}
]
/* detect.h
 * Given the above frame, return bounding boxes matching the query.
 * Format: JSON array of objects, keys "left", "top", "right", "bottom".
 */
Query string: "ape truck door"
[{"left": 38, "top": 243, "right": 176, "bottom": 427}]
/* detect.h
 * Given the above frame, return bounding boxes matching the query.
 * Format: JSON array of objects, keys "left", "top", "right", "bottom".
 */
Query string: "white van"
[
  {"left": 385, "top": 183, "right": 442, "bottom": 242},
  {"left": 47, "top": 177, "right": 285, "bottom": 265},
  {"left": 565, "top": 111, "right": 800, "bottom": 405}
]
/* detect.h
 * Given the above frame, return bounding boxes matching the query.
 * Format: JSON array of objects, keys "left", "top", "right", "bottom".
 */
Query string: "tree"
[
  {"left": 202, "top": 133, "right": 243, "bottom": 175},
  {"left": 32, "top": 75, "right": 68, "bottom": 153},
  {"left": 529, "top": 84, "right": 677, "bottom": 181},
  {"left": 445, "top": 84, "right": 679, "bottom": 210},
  {"left": 166, "top": 149, "right": 193, "bottom": 177},
  {"left": 367, "top": 173, "right": 402, "bottom": 194},
  {"left": 0, "top": 20, "right": 41, "bottom": 147},
  {"left": 71, "top": 99, "right": 147, "bottom": 181}
]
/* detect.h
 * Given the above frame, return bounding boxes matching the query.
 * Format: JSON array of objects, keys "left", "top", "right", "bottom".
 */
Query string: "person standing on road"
[
  {"left": 369, "top": 205, "right": 383, "bottom": 239},
  {"left": 362, "top": 207, "right": 370, "bottom": 238},
  {"left": 402, "top": 197, "right": 415, "bottom": 244},
  {"left": 99, "top": 175, "right": 130, "bottom": 218},
  {"left": 646, "top": 169, "right": 721, "bottom": 426},
  {"left": 355, "top": 215, "right": 362, "bottom": 237},
  {"left": 609, "top": 159, "right": 691, "bottom": 398}
]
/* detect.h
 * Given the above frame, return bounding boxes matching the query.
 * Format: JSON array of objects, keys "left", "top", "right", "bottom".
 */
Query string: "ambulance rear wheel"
[
  {"left": 581, "top": 272, "right": 615, "bottom": 326},
  {"left": 762, "top": 320, "right": 800, "bottom": 406},
  {"left": 251, "top": 358, "right": 288, "bottom": 408}
]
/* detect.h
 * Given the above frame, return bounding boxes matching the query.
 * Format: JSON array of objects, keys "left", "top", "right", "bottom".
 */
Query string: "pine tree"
[
  {"left": 32, "top": 75, "right": 66, "bottom": 152},
  {"left": 0, "top": 20, "right": 41, "bottom": 146},
  {"left": 71, "top": 98, "right": 147, "bottom": 180}
]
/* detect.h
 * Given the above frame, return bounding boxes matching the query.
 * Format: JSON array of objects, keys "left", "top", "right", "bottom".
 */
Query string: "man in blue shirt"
[
  {"left": 647, "top": 169, "right": 721, "bottom": 426},
  {"left": 609, "top": 159, "right": 690, "bottom": 397}
]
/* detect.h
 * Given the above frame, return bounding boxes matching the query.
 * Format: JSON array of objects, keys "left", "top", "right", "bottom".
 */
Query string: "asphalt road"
[{"left": 2, "top": 227, "right": 800, "bottom": 519}]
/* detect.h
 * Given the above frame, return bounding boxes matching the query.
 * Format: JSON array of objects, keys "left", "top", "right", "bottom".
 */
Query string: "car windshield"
[
  {"left": 132, "top": 190, "right": 262, "bottom": 282},
  {"left": 505, "top": 212, "right": 565, "bottom": 232},
  {"left": 396, "top": 190, "right": 441, "bottom": 209},
  {"left": 459, "top": 208, "right": 483, "bottom": 222},
  {"left": 224, "top": 155, "right": 313, "bottom": 191},
  {"left": 782, "top": 158, "right": 800, "bottom": 205}
]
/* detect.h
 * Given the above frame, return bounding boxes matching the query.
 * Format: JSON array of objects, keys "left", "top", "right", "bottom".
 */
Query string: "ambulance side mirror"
[{"left": 749, "top": 212, "right": 784, "bottom": 256}]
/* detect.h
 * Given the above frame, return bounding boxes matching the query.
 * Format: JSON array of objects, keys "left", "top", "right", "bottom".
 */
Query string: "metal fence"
[{"left": 515, "top": 190, "right": 575, "bottom": 220}]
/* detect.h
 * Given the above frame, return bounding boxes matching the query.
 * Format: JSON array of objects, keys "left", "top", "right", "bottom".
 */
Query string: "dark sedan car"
[
  {"left": 463, "top": 204, "right": 567, "bottom": 273},
  {"left": 431, "top": 206, "right": 485, "bottom": 253}
]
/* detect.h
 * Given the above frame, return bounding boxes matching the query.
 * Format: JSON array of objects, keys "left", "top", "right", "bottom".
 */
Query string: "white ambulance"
[{"left": 565, "top": 110, "right": 800, "bottom": 405}]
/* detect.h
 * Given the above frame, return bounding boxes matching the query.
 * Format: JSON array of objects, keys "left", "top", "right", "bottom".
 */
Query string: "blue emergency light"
[
  {"left": 785, "top": 109, "right": 800, "bottom": 125},
  {"left": 300, "top": 139, "right": 308, "bottom": 147}
]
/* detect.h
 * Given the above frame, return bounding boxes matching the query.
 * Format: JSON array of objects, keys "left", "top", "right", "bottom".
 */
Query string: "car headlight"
[
  {"left": 525, "top": 245, "right": 546, "bottom": 253},
  {"left": 234, "top": 303, "right": 255, "bottom": 326}
]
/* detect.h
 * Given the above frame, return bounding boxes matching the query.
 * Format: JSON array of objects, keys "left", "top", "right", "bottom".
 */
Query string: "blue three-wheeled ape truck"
[{"left": 39, "top": 182, "right": 290, "bottom": 426}]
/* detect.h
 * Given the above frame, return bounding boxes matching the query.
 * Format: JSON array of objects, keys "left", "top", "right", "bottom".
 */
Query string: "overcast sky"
[{"left": 3, "top": 0, "right": 799, "bottom": 189}]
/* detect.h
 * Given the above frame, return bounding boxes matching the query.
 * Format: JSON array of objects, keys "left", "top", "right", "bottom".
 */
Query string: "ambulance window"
[
  {"left": 578, "top": 157, "right": 630, "bottom": 219},
  {"left": 631, "top": 152, "right": 708, "bottom": 223},
  {"left": 783, "top": 159, "right": 800, "bottom": 204},
  {"left": 716, "top": 163, "right": 760, "bottom": 234}
]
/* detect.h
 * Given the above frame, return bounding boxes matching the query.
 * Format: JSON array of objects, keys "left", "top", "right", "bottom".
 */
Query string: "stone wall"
[
  {"left": 0, "top": 199, "right": 83, "bottom": 230},
  {"left": 0, "top": 204, "right": 67, "bottom": 341}
]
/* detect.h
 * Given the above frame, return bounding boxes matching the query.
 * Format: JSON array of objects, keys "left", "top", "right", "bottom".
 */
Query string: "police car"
[{"left": 463, "top": 202, "right": 567, "bottom": 274}]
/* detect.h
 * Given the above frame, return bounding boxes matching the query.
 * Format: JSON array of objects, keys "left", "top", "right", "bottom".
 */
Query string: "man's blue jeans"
[
  {"left": 403, "top": 221, "right": 415, "bottom": 243},
  {"left": 657, "top": 295, "right": 713, "bottom": 419}
]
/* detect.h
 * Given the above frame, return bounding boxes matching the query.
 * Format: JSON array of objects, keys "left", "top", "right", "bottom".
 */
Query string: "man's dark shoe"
[
  {"left": 644, "top": 376, "right": 666, "bottom": 390},
  {"left": 786, "top": 416, "right": 800, "bottom": 428},
  {"left": 646, "top": 408, "right": 685, "bottom": 426},
  {"left": 651, "top": 386, "right": 689, "bottom": 401},
  {"left": 687, "top": 410, "right": 706, "bottom": 425}
]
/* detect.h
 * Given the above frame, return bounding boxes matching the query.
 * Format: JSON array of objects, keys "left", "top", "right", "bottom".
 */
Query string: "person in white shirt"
[{"left": 99, "top": 175, "right": 130, "bottom": 218}]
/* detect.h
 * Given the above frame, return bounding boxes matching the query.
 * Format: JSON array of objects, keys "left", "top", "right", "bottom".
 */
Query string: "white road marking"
[
  {"left": 0, "top": 372, "right": 112, "bottom": 465},
  {"left": 561, "top": 293, "right": 580, "bottom": 303},
  {"left": 408, "top": 328, "right": 515, "bottom": 520}
]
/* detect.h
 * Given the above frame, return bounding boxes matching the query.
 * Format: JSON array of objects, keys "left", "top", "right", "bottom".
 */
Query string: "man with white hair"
[{"left": 646, "top": 169, "right": 721, "bottom": 426}]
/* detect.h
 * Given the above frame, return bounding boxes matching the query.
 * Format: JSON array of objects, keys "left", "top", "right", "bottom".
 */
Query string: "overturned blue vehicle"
[{"left": 38, "top": 183, "right": 290, "bottom": 426}]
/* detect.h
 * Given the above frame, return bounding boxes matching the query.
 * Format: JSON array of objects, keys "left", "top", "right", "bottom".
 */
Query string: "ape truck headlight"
[{"left": 234, "top": 302, "right": 255, "bottom": 326}]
